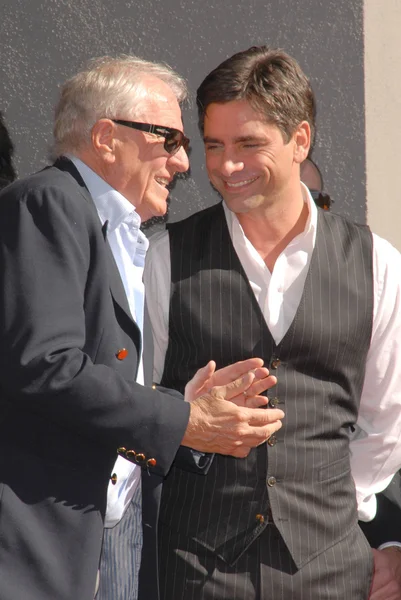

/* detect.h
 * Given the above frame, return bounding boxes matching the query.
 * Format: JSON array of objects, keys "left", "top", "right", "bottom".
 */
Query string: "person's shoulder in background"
[{"left": 0, "top": 111, "right": 17, "bottom": 190}]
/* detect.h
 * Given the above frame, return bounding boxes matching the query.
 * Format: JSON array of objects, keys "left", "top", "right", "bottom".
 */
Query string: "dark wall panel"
[{"left": 0, "top": 0, "right": 365, "bottom": 221}]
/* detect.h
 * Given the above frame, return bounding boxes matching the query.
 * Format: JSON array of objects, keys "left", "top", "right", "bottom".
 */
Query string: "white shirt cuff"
[{"left": 378, "top": 542, "right": 401, "bottom": 551}]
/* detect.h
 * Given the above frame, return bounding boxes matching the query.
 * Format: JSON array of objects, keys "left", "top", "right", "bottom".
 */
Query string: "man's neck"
[
  {"left": 73, "top": 149, "right": 106, "bottom": 180},
  {"left": 235, "top": 192, "right": 309, "bottom": 273}
]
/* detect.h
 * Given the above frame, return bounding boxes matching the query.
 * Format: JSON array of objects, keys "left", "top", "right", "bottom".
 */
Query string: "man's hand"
[
  {"left": 369, "top": 548, "right": 401, "bottom": 599},
  {"left": 185, "top": 359, "right": 277, "bottom": 409},
  {"left": 182, "top": 369, "right": 284, "bottom": 458}
]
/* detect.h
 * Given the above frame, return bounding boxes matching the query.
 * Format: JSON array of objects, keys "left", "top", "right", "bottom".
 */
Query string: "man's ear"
[
  {"left": 293, "top": 121, "right": 311, "bottom": 164},
  {"left": 91, "top": 119, "right": 116, "bottom": 163}
]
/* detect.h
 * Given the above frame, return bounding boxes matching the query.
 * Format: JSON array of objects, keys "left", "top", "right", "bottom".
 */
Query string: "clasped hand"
[
  {"left": 182, "top": 358, "right": 284, "bottom": 458},
  {"left": 369, "top": 548, "right": 401, "bottom": 599}
]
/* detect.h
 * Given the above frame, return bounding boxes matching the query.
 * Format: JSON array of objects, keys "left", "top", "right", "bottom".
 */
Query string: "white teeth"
[
  {"left": 226, "top": 177, "right": 257, "bottom": 188},
  {"left": 155, "top": 177, "right": 169, "bottom": 187}
]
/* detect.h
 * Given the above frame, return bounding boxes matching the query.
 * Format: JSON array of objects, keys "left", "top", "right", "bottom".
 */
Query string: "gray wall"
[
  {"left": 0, "top": 0, "right": 365, "bottom": 224},
  {"left": 365, "top": 0, "right": 401, "bottom": 251}
]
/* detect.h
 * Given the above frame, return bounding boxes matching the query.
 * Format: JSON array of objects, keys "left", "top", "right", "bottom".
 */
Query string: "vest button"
[
  {"left": 271, "top": 358, "right": 281, "bottom": 369},
  {"left": 270, "top": 397, "right": 280, "bottom": 407},
  {"left": 116, "top": 348, "right": 128, "bottom": 360},
  {"left": 267, "top": 476, "right": 277, "bottom": 487},
  {"left": 267, "top": 435, "right": 277, "bottom": 447},
  {"left": 255, "top": 513, "right": 265, "bottom": 523}
]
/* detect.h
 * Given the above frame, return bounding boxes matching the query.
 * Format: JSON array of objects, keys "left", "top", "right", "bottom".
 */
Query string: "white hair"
[{"left": 52, "top": 55, "right": 188, "bottom": 156}]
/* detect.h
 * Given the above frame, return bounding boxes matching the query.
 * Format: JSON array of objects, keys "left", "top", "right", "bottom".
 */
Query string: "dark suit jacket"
[{"left": 0, "top": 158, "right": 190, "bottom": 600}]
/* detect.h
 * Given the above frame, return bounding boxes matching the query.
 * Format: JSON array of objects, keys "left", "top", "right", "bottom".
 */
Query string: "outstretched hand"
[{"left": 185, "top": 359, "right": 277, "bottom": 408}]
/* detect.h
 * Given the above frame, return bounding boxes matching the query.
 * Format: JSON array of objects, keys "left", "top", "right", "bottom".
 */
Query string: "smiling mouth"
[
  {"left": 155, "top": 177, "right": 170, "bottom": 188},
  {"left": 225, "top": 177, "right": 258, "bottom": 188}
]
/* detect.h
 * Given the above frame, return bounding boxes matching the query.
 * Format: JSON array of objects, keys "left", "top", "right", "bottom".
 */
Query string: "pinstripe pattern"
[
  {"left": 159, "top": 203, "right": 374, "bottom": 598},
  {"left": 96, "top": 482, "right": 142, "bottom": 600},
  {"left": 158, "top": 522, "right": 373, "bottom": 599}
]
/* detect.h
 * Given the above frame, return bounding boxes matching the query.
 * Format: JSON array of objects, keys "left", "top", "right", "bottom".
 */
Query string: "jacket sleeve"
[
  {"left": 156, "top": 378, "right": 215, "bottom": 475},
  {"left": 0, "top": 181, "right": 190, "bottom": 478}
]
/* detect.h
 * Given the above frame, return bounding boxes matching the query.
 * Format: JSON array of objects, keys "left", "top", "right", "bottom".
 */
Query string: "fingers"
[
  {"left": 221, "top": 419, "right": 283, "bottom": 457},
  {"left": 247, "top": 407, "right": 284, "bottom": 426},
  {"left": 182, "top": 389, "right": 284, "bottom": 456},
  {"left": 210, "top": 371, "right": 256, "bottom": 402},
  {"left": 185, "top": 359, "right": 273, "bottom": 404},
  {"left": 245, "top": 374, "right": 277, "bottom": 397},
  {"left": 251, "top": 367, "right": 270, "bottom": 379},
  {"left": 193, "top": 361, "right": 216, "bottom": 385},
  {"left": 225, "top": 417, "right": 283, "bottom": 444},
  {"left": 231, "top": 445, "right": 252, "bottom": 458},
  {"left": 225, "top": 368, "right": 277, "bottom": 407},
  {"left": 369, "top": 548, "right": 401, "bottom": 599},
  {"left": 205, "top": 358, "right": 264, "bottom": 387},
  {"left": 184, "top": 360, "right": 216, "bottom": 402},
  {"left": 209, "top": 368, "right": 277, "bottom": 405},
  {"left": 216, "top": 406, "right": 284, "bottom": 447},
  {"left": 230, "top": 394, "right": 269, "bottom": 408}
]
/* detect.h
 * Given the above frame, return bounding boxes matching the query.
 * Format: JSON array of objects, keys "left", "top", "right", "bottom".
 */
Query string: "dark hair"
[
  {"left": 197, "top": 46, "right": 316, "bottom": 144},
  {"left": 0, "top": 112, "right": 16, "bottom": 190}
]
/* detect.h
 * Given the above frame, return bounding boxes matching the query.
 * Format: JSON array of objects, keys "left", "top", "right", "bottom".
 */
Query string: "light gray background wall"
[
  {"left": 0, "top": 0, "right": 365, "bottom": 225},
  {"left": 365, "top": 0, "right": 401, "bottom": 251}
]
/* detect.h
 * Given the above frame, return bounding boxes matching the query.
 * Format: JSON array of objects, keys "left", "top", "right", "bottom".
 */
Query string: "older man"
[
  {"left": 0, "top": 55, "right": 284, "bottom": 600},
  {"left": 144, "top": 46, "right": 401, "bottom": 599}
]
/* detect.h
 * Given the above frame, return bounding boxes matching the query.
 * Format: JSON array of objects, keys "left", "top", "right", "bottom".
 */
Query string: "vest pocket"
[{"left": 318, "top": 454, "right": 351, "bottom": 482}]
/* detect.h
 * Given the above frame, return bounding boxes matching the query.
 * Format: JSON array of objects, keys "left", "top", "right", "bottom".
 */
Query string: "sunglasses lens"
[{"left": 164, "top": 132, "right": 182, "bottom": 154}]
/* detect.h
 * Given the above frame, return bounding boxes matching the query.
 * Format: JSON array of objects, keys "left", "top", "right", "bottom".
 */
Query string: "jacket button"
[
  {"left": 147, "top": 458, "right": 157, "bottom": 468},
  {"left": 270, "top": 397, "right": 280, "bottom": 407},
  {"left": 135, "top": 453, "right": 146, "bottom": 463},
  {"left": 117, "top": 447, "right": 127, "bottom": 457},
  {"left": 151, "top": 384, "right": 157, "bottom": 390},
  {"left": 126, "top": 450, "right": 137, "bottom": 461},
  {"left": 267, "top": 435, "right": 277, "bottom": 447},
  {"left": 271, "top": 358, "right": 281, "bottom": 369},
  {"left": 267, "top": 476, "right": 277, "bottom": 487},
  {"left": 110, "top": 473, "right": 117, "bottom": 485},
  {"left": 255, "top": 513, "right": 265, "bottom": 523},
  {"left": 116, "top": 348, "right": 128, "bottom": 360}
]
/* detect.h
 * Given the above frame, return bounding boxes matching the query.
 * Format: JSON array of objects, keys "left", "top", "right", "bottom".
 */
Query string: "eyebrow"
[{"left": 203, "top": 135, "right": 268, "bottom": 144}]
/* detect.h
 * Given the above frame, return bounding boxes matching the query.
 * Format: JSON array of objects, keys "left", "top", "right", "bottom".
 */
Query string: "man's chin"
[{"left": 140, "top": 196, "right": 171, "bottom": 230}]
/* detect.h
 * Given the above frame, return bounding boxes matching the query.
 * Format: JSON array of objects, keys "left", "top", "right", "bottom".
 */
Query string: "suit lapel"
[{"left": 53, "top": 157, "right": 141, "bottom": 346}]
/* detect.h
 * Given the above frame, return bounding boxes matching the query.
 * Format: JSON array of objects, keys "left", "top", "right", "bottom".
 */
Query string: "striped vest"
[{"left": 160, "top": 202, "right": 373, "bottom": 568}]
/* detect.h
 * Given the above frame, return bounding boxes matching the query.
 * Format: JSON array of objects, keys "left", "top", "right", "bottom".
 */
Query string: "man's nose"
[
  {"left": 218, "top": 156, "right": 245, "bottom": 178},
  {"left": 170, "top": 145, "right": 189, "bottom": 173}
]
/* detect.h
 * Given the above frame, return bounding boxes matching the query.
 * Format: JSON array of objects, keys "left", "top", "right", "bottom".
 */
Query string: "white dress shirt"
[
  {"left": 144, "top": 185, "right": 401, "bottom": 522},
  {"left": 70, "top": 156, "right": 148, "bottom": 528}
]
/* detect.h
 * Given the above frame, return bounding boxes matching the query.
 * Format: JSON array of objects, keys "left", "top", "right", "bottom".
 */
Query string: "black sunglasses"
[{"left": 111, "top": 119, "right": 189, "bottom": 156}]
